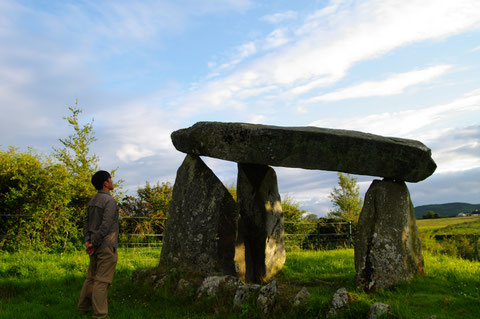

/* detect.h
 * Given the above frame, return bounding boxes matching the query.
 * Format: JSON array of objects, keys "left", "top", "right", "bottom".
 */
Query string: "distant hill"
[{"left": 414, "top": 202, "right": 480, "bottom": 219}]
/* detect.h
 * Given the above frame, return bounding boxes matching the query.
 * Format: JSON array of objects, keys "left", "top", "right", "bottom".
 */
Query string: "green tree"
[
  {"left": 119, "top": 181, "right": 173, "bottom": 236},
  {"left": 282, "top": 194, "right": 306, "bottom": 234},
  {"left": 423, "top": 210, "right": 440, "bottom": 219},
  {"left": 53, "top": 101, "right": 98, "bottom": 215},
  {"left": 328, "top": 172, "right": 363, "bottom": 225}
]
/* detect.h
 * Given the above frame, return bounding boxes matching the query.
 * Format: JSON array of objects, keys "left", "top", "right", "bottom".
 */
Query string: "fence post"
[
  {"left": 474, "top": 233, "right": 479, "bottom": 262},
  {"left": 348, "top": 221, "right": 352, "bottom": 248}
]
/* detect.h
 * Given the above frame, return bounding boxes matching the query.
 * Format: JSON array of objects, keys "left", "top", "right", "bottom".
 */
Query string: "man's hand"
[{"left": 85, "top": 241, "right": 95, "bottom": 255}]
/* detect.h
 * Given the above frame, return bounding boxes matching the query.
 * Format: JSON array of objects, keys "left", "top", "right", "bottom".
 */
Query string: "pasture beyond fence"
[{"left": 1, "top": 215, "right": 479, "bottom": 263}]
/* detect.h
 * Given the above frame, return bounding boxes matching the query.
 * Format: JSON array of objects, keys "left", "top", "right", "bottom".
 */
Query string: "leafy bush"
[
  {"left": 0, "top": 147, "right": 81, "bottom": 251},
  {"left": 420, "top": 232, "right": 477, "bottom": 260},
  {"left": 0, "top": 102, "right": 118, "bottom": 252}
]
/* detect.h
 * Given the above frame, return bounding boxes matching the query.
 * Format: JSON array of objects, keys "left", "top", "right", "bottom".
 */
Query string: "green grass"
[
  {"left": 1, "top": 248, "right": 479, "bottom": 318},
  {"left": 417, "top": 216, "right": 480, "bottom": 234}
]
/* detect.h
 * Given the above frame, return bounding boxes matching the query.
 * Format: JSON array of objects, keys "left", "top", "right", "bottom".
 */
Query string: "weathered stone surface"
[
  {"left": 327, "top": 288, "right": 350, "bottom": 317},
  {"left": 171, "top": 122, "right": 436, "bottom": 182},
  {"left": 233, "top": 284, "right": 261, "bottom": 310},
  {"left": 236, "top": 163, "right": 285, "bottom": 283},
  {"left": 159, "top": 154, "right": 238, "bottom": 276},
  {"left": 257, "top": 280, "right": 278, "bottom": 316},
  {"left": 152, "top": 275, "right": 169, "bottom": 291},
  {"left": 292, "top": 287, "right": 311, "bottom": 307},
  {"left": 355, "top": 180, "right": 424, "bottom": 292},
  {"left": 369, "top": 303, "right": 392, "bottom": 319},
  {"left": 196, "top": 275, "right": 241, "bottom": 299}
]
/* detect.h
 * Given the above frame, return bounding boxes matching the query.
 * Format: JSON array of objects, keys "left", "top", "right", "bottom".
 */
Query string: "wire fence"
[
  {"left": 1, "top": 215, "right": 478, "bottom": 263},
  {"left": 0, "top": 214, "right": 354, "bottom": 263}
]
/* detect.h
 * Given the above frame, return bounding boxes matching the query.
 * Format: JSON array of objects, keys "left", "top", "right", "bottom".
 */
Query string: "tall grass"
[{"left": 1, "top": 248, "right": 479, "bottom": 318}]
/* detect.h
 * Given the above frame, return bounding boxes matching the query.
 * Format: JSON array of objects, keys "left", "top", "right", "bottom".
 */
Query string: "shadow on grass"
[{"left": 0, "top": 267, "right": 215, "bottom": 319}]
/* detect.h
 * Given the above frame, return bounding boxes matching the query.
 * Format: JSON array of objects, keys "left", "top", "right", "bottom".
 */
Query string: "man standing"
[{"left": 78, "top": 170, "right": 119, "bottom": 318}]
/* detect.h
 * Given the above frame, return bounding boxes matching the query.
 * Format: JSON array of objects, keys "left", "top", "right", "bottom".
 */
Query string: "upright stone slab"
[
  {"left": 236, "top": 163, "right": 285, "bottom": 283},
  {"left": 159, "top": 154, "right": 238, "bottom": 276},
  {"left": 355, "top": 180, "right": 424, "bottom": 292}
]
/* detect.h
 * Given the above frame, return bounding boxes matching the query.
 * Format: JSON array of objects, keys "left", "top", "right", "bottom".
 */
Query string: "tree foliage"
[
  {"left": 328, "top": 172, "right": 363, "bottom": 225},
  {"left": 423, "top": 210, "right": 440, "bottom": 219},
  {"left": 0, "top": 101, "right": 120, "bottom": 251},
  {"left": 52, "top": 101, "right": 98, "bottom": 215},
  {"left": 119, "top": 181, "right": 173, "bottom": 236},
  {"left": 282, "top": 194, "right": 307, "bottom": 235},
  {"left": 0, "top": 147, "right": 80, "bottom": 251}
]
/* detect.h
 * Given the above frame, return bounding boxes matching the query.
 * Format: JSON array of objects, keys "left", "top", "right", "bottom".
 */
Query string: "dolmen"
[{"left": 159, "top": 122, "right": 436, "bottom": 290}]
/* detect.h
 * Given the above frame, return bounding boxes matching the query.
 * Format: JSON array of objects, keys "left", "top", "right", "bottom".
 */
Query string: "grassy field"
[
  {"left": 1, "top": 247, "right": 479, "bottom": 318},
  {"left": 416, "top": 216, "right": 480, "bottom": 235}
]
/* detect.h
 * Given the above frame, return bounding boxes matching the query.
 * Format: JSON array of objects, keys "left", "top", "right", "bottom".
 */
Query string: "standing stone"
[
  {"left": 159, "top": 154, "right": 238, "bottom": 276},
  {"left": 355, "top": 179, "right": 424, "bottom": 292},
  {"left": 236, "top": 163, "right": 285, "bottom": 283}
]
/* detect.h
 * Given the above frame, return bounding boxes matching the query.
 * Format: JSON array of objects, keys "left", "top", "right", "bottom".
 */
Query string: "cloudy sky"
[{"left": 1, "top": 0, "right": 479, "bottom": 216}]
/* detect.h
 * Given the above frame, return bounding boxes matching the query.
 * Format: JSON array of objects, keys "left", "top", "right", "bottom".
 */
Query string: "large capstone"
[
  {"left": 159, "top": 154, "right": 238, "bottom": 276},
  {"left": 355, "top": 179, "right": 424, "bottom": 292},
  {"left": 235, "top": 163, "right": 285, "bottom": 283},
  {"left": 171, "top": 122, "right": 436, "bottom": 182}
]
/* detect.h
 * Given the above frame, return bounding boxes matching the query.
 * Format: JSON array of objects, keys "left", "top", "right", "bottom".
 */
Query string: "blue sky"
[{"left": 1, "top": 0, "right": 479, "bottom": 216}]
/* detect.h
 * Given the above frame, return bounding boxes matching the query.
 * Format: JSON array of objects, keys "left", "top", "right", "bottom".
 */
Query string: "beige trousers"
[{"left": 78, "top": 246, "right": 118, "bottom": 318}]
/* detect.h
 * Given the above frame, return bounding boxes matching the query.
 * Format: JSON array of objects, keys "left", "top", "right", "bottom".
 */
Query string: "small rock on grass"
[
  {"left": 153, "top": 275, "right": 170, "bottom": 291},
  {"left": 233, "top": 284, "right": 261, "bottom": 310},
  {"left": 327, "top": 288, "right": 350, "bottom": 317},
  {"left": 292, "top": 287, "right": 311, "bottom": 307},
  {"left": 131, "top": 269, "right": 150, "bottom": 283},
  {"left": 257, "top": 280, "right": 278, "bottom": 316},
  {"left": 369, "top": 303, "right": 392, "bottom": 319},
  {"left": 196, "top": 275, "right": 240, "bottom": 298}
]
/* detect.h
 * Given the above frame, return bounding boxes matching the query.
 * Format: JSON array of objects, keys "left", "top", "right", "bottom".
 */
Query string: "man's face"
[{"left": 105, "top": 177, "right": 114, "bottom": 191}]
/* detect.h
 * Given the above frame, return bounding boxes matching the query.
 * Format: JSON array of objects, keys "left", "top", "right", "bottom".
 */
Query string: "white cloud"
[
  {"left": 263, "top": 28, "right": 291, "bottom": 50},
  {"left": 178, "top": 0, "right": 480, "bottom": 112},
  {"left": 97, "top": 97, "right": 178, "bottom": 164},
  {"left": 117, "top": 144, "right": 155, "bottom": 162},
  {"left": 304, "top": 65, "right": 453, "bottom": 103},
  {"left": 309, "top": 88, "right": 480, "bottom": 139},
  {"left": 471, "top": 45, "right": 480, "bottom": 52},
  {"left": 427, "top": 126, "right": 480, "bottom": 174},
  {"left": 261, "top": 10, "right": 298, "bottom": 24},
  {"left": 250, "top": 114, "right": 266, "bottom": 123},
  {"left": 216, "top": 42, "right": 257, "bottom": 71},
  {"left": 308, "top": 90, "right": 480, "bottom": 175}
]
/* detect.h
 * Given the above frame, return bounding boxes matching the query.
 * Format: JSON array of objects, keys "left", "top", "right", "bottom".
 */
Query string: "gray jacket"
[{"left": 83, "top": 190, "right": 119, "bottom": 250}]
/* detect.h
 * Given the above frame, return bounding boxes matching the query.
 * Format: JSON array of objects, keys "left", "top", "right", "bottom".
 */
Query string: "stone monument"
[{"left": 159, "top": 121, "right": 436, "bottom": 287}]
